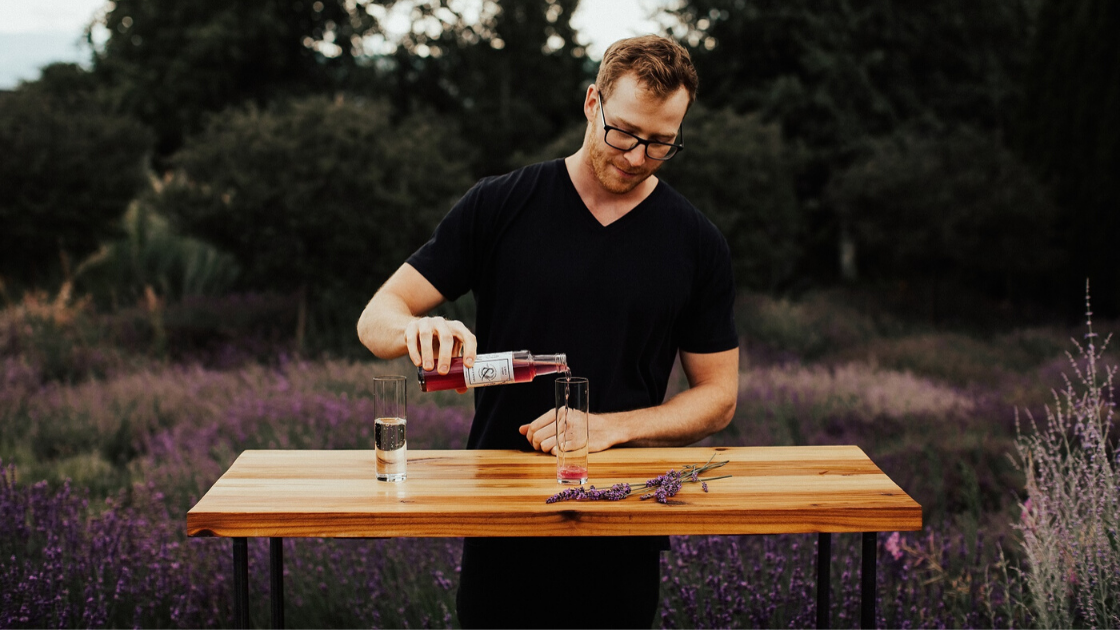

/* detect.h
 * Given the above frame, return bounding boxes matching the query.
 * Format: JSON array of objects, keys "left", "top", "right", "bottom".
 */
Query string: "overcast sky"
[{"left": 0, "top": 0, "right": 671, "bottom": 89}]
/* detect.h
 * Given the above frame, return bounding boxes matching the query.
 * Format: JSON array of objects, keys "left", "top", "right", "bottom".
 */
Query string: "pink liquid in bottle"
[{"left": 418, "top": 351, "right": 567, "bottom": 392}]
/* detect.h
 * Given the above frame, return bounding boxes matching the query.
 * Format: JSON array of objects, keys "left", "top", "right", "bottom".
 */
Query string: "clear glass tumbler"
[
  {"left": 373, "top": 375, "right": 407, "bottom": 481},
  {"left": 555, "top": 377, "right": 589, "bottom": 484}
]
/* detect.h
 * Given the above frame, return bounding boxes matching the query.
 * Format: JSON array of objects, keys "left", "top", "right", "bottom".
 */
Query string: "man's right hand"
[
  {"left": 358, "top": 264, "right": 478, "bottom": 394},
  {"left": 404, "top": 316, "right": 477, "bottom": 376}
]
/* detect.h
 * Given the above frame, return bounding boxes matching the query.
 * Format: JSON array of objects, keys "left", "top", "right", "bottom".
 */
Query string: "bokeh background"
[{"left": 1, "top": 0, "right": 1118, "bottom": 627}]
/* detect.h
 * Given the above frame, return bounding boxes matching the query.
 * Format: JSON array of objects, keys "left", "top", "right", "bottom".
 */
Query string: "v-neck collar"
[{"left": 558, "top": 159, "right": 663, "bottom": 230}]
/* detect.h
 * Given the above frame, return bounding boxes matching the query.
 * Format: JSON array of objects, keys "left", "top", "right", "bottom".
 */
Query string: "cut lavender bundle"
[
  {"left": 546, "top": 483, "right": 633, "bottom": 504},
  {"left": 545, "top": 455, "right": 731, "bottom": 504}
]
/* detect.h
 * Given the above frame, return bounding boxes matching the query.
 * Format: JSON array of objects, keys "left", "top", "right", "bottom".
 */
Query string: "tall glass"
[
  {"left": 373, "top": 375, "right": 407, "bottom": 482},
  {"left": 555, "top": 377, "right": 588, "bottom": 484}
]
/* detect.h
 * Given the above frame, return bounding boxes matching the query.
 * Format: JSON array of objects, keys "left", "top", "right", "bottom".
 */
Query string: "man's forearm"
[
  {"left": 600, "top": 382, "right": 737, "bottom": 449},
  {"left": 357, "top": 291, "right": 414, "bottom": 359}
]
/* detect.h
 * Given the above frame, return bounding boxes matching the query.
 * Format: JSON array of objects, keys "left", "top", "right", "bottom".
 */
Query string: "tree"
[
  {"left": 1019, "top": 0, "right": 1120, "bottom": 315},
  {"left": 91, "top": 0, "right": 382, "bottom": 157},
  {"left": 667, "top": 0, "right": 1038, "bottom": 283},
  {"left": 371, "top": 0, "right": 592, "bottom": 176},
  {"left": 151, "top": 96, "right": 473, "bottom": 345},
  {"left": 660, "top": 106, "right": 804, "bottom": 291},
  {"left": 826, "top": 127, "right": 1059, "bottom": 309},
  {"left": 671, "top": 0, "right": 1033, "bottom": 156},
  {"left": 0, "top": 64, "right": 153, "bottom": 291}
]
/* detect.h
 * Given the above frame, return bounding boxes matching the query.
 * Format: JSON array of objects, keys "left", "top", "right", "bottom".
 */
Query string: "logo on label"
[{"left": 464, "top": 352, "right": 515, "bottom": 388}]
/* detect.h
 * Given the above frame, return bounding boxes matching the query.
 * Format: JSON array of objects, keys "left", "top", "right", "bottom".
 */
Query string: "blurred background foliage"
[{"left": 0, "top": 0, "right": 1118, "bottom": 354}]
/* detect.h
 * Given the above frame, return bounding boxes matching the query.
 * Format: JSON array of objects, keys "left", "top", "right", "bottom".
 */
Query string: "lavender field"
[{"left": 2, "top": 289, "right": 1116, "bottom": 628}]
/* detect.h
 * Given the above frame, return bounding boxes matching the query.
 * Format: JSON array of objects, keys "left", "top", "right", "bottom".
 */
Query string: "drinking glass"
[
  {"left": 373, "top": 375, "right": 407, "bottom": 481},
  {"left": 555, "top": 377, "right": 589, "bottom": 484}
]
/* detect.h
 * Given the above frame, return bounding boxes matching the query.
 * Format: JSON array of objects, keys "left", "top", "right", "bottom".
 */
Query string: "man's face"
[{"left": 587, "top": 73, "right": 690, "bottom": 195}]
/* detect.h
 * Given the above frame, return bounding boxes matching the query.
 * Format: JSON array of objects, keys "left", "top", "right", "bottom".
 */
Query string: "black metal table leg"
[
  {"left": 270, "top": 538, "right": 285, "bottom": 629},
  {"left": 861, "top": 532, "right": 877, "bottom": 629},
  {"left": 816, "top": 532, "right": 831, "bottom": 629},
  {"left": 233, "top": 537, "right": 250, "bottom": 629}
]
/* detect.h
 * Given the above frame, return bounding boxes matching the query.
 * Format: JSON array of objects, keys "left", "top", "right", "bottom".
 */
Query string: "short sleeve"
[
  {"left": 406, "top": 181, "right": 487, "bottom": 301},
  {"left": 676, "top": 221, "right": 739, "bottom": 354}
]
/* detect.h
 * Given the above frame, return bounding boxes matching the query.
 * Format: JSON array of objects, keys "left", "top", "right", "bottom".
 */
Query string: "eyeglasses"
[{"left": 597, "top": 92, "right": 684, "bottom": 161}]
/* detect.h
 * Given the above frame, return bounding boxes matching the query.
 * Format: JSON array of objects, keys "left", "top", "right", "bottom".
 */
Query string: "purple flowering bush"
[
  {"left": 0, "top": 465, "right": 228, "bottom": 627},
  {"left": 1015, "top": 292, "right": 1120, "bottom": 628},
  {"left": 0, "top": 461, "right": 463, "bottom": 628},
  {"left": 658, "top": 526, "right": 1027, "bottom": 629},
  {"left": 3, "top": 288, "right": 1113, "bottom": 628},
  {"left": 1, "top": 354, "right": 470, "bottom": 627}
]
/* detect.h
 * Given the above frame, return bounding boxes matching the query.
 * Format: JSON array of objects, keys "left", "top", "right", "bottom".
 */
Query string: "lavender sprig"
[
  {"left": 545, "top": 456, "right": 731, "bottom": 504},
  {"left": 546, "top": 483, "right": 633, "bottom": 503}
]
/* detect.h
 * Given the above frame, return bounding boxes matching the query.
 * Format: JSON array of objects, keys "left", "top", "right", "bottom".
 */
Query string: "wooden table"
[{"left": 188, "top": 446, "right": 921, "bottom": 629}]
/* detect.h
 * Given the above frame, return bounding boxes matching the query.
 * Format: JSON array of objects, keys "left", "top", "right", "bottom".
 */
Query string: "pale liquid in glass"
[{"left": 375, "top": 416, "right": 407, "bottom": 481}]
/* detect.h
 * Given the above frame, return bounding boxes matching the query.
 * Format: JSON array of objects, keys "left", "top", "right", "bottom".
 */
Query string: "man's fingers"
[
  {"left": 408, "top": 317, "right": 476, "bottom": 373},
  {"left": 531, "top": 418, "right": 556, "bottom": 451},
  {"left": 453, "top": 322, "right": 478, "bottom": 367},
  {"left": 417, "top": 324, "right": 435, "bottom": 371},
  {"left": 403, "top": 320, "right": 422, "bottom": 367},
  {"left": 539, "top": 435, "right": 557, "bottom": 454},
  {"left": 434, "top": 321, "right": 456, "bottom": 374},
  {"left": 521, "top": 409, "right": 556, "bottom": 451}
]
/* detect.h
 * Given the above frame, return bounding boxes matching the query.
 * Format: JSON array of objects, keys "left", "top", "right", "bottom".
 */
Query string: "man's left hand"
[{"left": 519, "top": 409, "right": 615, "bottom": 455}]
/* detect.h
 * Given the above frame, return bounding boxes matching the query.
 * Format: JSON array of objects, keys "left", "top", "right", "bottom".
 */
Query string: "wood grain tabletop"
[{"left": 186, "top": 446, "right": 922, "bottom": 538}]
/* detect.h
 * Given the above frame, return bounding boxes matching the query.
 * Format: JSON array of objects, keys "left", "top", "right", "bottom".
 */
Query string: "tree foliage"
[
  {"left": 672, "top": 0, "right": 1034, "bottom": 159},
  {"left": 1020, "top": 0, "right": 1120, "bottom": 313},
  {"left": 0, "top": 64, "right": 153, "bottom": 290},
  {"left": 374, "top": 0, "right": 591, "bottom": 175},
  {"left": 92, "top": 0, "right": 383, "bottom": 156},
  {"left": 826, "top": 127, "right": 1059, "bottom": 300},
  {"left": 669, "top": 0, "right": 1041, "bottom": 291},
  {"left": 6, "top": 0, "right": 1116, "bottom": 326},
  {"left": 661, "top": 106, "right": 804, "bottom": 291},
  {"left": 151, "top": 95, "right": 473, "bottom": 312}
]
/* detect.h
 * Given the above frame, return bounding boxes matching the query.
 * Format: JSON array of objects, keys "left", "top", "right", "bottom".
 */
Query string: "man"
[{"left": 358, "top": 35, "right": 738, "bottom": 628}]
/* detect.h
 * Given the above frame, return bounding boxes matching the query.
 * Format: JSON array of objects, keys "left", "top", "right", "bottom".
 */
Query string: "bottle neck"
[
  {"left": 531, "top": 353, "right": 567, "bottom": 367},
  {"left": 529, "top": 354, "right": 568, "bottom": 378}
]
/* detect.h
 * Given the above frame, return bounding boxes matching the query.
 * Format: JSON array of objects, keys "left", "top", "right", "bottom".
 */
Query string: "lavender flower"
[
  {"left": 546, "top": 457, "right": 730, "bottom": 504},
  {"left": 1014, "top": 284, "right": 1120, "bottom": 629}
]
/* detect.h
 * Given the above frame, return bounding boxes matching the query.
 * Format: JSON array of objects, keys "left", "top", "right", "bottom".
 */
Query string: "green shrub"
[
  {"left": 152, "top": 95, "right": 474, "bottom": 344},
  {"left": 827, "top": 127, "right": 1060, "bottom": 302},
  {"left": 663, "top": 106, "right": 805, "bottom": 292},
  {"left": 75, "top": 202, "right": 240, "bottom": 309},
  {"left": 0, "top": 63, "right": 153, "bottom": 290},
  {"left": 736, "top": 290, "right": 880, "bottom": 358}
]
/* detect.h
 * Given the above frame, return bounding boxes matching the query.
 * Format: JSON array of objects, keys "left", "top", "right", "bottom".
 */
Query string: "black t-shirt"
[{"left": 407, "top": 158, "right": 738, "bottom": 449}]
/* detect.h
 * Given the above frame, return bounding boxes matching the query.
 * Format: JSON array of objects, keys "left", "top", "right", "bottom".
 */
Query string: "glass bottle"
[{"left": 417, "top": 350, "right": 569, "bottom": 392}]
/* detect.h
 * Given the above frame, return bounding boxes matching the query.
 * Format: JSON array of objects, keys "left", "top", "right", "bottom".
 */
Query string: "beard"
[{"left": 587, "top": 134, "right": 660, "bottom": 195}]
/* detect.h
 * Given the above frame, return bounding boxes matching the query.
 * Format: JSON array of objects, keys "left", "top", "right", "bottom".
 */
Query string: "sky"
[{"left": 0, "top": 0, "right": 672, "bottom": 89}]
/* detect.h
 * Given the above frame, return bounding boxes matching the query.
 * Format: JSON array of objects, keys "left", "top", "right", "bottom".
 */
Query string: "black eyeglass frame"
[{"left": 596, "top": 91, "right": 685, "bottom": 161}]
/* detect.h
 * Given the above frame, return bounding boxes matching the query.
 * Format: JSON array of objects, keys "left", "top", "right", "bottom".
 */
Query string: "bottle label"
[{"left": 463, "top": 352, "right": 515, "bottom": 388}]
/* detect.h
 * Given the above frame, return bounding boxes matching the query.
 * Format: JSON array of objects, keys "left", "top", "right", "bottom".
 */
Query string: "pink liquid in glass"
[{"left": 557, "top": 464, "right": 588, "bottom": 484}]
